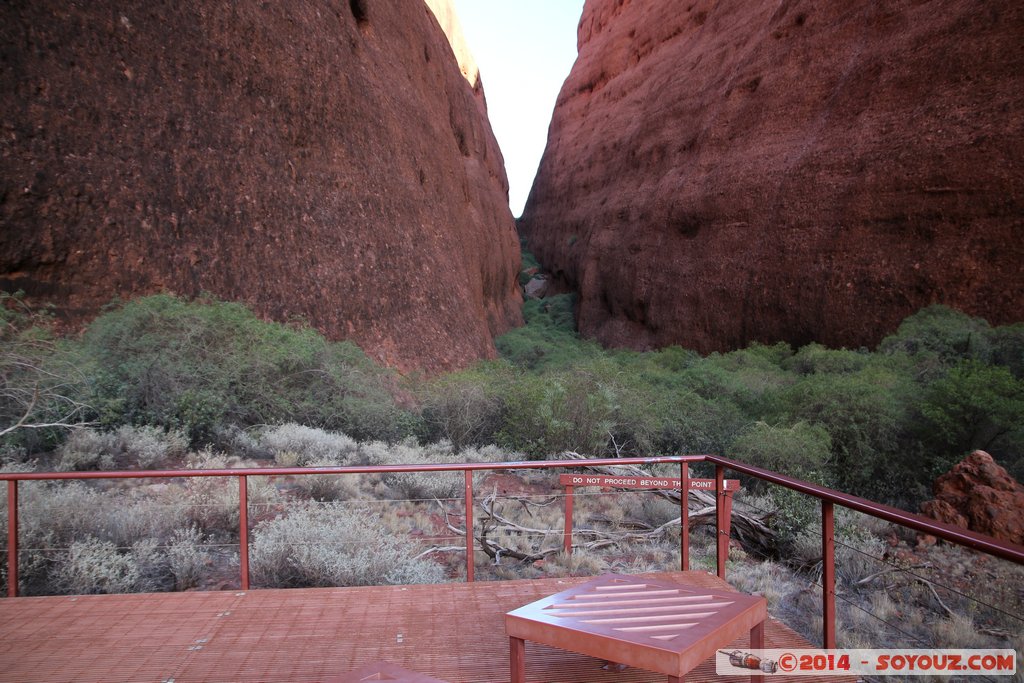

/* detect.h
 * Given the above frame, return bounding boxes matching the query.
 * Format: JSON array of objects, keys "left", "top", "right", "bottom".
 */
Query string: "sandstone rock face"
[
  {"left": 424, "top": 0, "right": 486, "bottom": 110},
  {"left": 520, "top": 0, "right": 1024, "bottom": 353},
  {"left": 0, "top": 0, "right": 521, "bottom": 372},
  {"left": 921, "top": 451, "right": 1024, "bottom": 544}
]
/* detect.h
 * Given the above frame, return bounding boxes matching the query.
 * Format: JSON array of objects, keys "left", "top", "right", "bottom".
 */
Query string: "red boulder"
[{"left": 920, "top": 451, "right": 1024, "bottom": 545}]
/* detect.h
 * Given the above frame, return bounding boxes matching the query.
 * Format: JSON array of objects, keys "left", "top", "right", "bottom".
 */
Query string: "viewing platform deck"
[{"left": 0, "top": 571, "right": 841, "bottom": 683}]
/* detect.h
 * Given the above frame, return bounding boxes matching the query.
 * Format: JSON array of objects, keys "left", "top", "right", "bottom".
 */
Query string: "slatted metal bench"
[{"left": 505, "top": 573, "right": 767, "bottom": 683}]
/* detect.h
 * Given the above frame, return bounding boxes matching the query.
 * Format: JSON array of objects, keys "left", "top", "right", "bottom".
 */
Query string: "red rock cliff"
[
  {"left": 0, "top": 0, "right": 522, "bottom": 372},
  {"left": 520, "top": 0, "right": 1024, "bottom": 352}
]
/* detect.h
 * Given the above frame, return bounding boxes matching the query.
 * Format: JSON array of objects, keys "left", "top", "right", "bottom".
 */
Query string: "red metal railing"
[
  {"left": 703, "top": 455, "right": 1024, "bottom": 647},
  {"left": 3, "top": 454, "right": 1023, "bottom": 650}
]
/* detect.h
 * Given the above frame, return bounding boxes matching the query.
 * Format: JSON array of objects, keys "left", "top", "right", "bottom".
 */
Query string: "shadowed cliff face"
[
  {"left": 0, "top": 0, "right": 522, "bottom": 373},
  {"left": 520, "top": 0, "right": 1024, "bottom": 353}
]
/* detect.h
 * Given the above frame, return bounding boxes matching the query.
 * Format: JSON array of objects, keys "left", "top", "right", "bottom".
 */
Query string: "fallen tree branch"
[
  {"left": 476, "top": 488, "right": 755, "bottom": 566},
  {"left": 477, "top": 492, "right": 560, "bottom": 564},
  {"left": 855, "top": 563, "right": 931, "bottom": 587},
  {"left": 426, "top": 458, "right": 776, "bottom": 568},
  {"left": 559, "top": 451, "right": 775, "bottom": 555},
  {"left": 413, "top": 546, "right": 465, "bottom": 560},
  {"left": 432, "top": 498, "right": 465, "bottom": 537},
  {"left": 915, "top": 575, "right": 958, "bottom": 620}
]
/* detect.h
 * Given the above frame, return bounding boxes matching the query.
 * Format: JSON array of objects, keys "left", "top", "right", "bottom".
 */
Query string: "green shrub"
[
  {"left": 730, "top": 422, "right": 833, "bottom": 485},
  {"left": 879, "top": 305, "right": 992, "bottom": 367},
  {"left": 496, "top": 369, "right": 618, "bottom": 457},
  {"left": 680, "top": 346, "right": 794, "bottom": 415},
  {"left": 987, "top": 323, "right": 1024, "bottom": 378},
  {"left": 603, "top": 346, "right": 700, "bottom": 392},
  {"left": 417, "top": 363, "right": 511, "bottom": 450},
  {"left": 80, "top": 294, "right": 411, "bottom": 444},
  {"left": 783, "top": 343, "right": 870, "bottom": 375},
  {"left": 916, "top": 360, "right": 1024, "bottom": 475},
  {"left": 0, "top": 293, "right": 91, "bottom": 452},
  {"left": 630, "top": 390, "right": 748, "bottom": 457},
  {"left": 495, "top": 294, "right": 603, "bottom": 370},
  {"left": 768, "top": 366, "right": 915, "bottom": 503},
  {"left": 518, "top": 247, "right": 542, "bottom": 286},
  {"left": 730, "top": 422, "right": 833, "bottom": 546}
]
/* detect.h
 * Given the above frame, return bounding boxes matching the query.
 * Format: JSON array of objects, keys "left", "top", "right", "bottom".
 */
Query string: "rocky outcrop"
[
  {"left": 520, "top": 0, "right": 1024, "bottom": 353},
  {"left": 921, "top": 451, "right": 1024, "bottom": 544},
  {"left": 0, "top": 0, "right": 521, "bottom": 372}
]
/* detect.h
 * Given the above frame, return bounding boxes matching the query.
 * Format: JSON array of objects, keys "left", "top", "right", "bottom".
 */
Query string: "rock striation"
[
  {"left": 0, "top": 0, "right": 521, "bottom": 372},
  {"left": 519, "top": 0, "right": 1024, "bottom": 353},
  {"left": 921, "top": 451, "right": 1024, "bottom": 545}
]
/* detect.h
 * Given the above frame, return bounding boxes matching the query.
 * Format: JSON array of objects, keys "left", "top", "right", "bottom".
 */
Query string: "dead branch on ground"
[{"left": 559, "top": 451, "right": 776, "bottom": 555}]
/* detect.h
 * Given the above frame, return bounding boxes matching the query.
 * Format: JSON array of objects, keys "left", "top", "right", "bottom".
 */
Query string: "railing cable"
[{"left": 833, "top": 538, "right": 1024, "bottom": 626}]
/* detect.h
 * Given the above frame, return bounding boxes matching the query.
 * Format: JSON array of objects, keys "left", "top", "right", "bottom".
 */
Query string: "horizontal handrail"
[
  {"left": 0, "top": 454, "right": 705, "bottom": 481},
  {"left": 4, "top": 453, "right": 1022, "bottom": 563},
  {"left": 704, "top": 455, "right": 1024, "bottom": 565}
]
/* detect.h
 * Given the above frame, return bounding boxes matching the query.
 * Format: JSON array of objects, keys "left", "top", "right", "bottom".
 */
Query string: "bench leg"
[
  {"left": 509, "top": 636, "right": 525, "bottom": 683},
  {"left": 750, "top": 619, "right": 765, "bottom": 683}
]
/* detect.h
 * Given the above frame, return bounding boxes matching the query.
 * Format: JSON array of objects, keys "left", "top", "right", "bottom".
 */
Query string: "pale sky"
[{"left": 452, "top": 1, "right": 585, "bottom": 217}]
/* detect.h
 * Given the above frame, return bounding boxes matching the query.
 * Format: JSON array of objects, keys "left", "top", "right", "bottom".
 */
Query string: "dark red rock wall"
[
  {"left": 0, "top": 0, "right": 522, "bottom": 372},
  {"left": 520, "top": 0, "right": 1024, "bottom": 353}
]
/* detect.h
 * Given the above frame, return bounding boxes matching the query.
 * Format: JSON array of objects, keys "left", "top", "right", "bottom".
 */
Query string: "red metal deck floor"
[{"left": 0, "top": 571, "right": 837, "bottom": 682}]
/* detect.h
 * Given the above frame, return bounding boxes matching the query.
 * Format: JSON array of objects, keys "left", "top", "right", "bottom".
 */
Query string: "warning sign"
[{"left": 558, "top": 474, "right": 739, "bottom": 491}]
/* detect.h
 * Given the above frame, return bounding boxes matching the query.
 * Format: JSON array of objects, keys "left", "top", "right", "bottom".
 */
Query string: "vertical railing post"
[
  {"left": 464, "top": 470, "right": 474, "bottom": 582},
  {"left": 822, "top": 500, "right": 836, "bottom": 648},
  {"left": 7, "top": 480, "right": 17, "bottom": 598},
  {"left": 716, "top": 465, "right": 727, "bottom": 580},
  {"left": 680, "top": 463, "right": 689, "bottom": 571},
  {"left": 238, "top": 475, "right": 249, "bottom": 591},
  {"left": 563, "top": 484, "right": 574, "bottom": 555},
  {"left": 723, "top": 488, "right": 735, "bottom": 542}
]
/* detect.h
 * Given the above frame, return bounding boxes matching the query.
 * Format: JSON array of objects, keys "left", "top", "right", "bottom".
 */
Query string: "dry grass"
[
  {"left": 56, "top": 426, "right": 188, "bottom": 471},
  {"left": 249, "top": 502, "right": 446, "bottom": 588},
  {"left": 261, "top": 423, "right": 360, "bottom": 466},
  {"left": 284, "top": 459, "right": 363, "bottom": 502},
  {"left": 167, "top": 526, "right": 210, "bottom": 591},
  {"left": 539, "top": 550, "right": 608, "bottom": 577}
]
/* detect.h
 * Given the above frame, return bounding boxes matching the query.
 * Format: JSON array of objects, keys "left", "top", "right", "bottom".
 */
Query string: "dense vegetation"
[
  {"left": 3, "top": 289, "right": 1022, "bottom": 653},
  {"left": 3, "top": 289, "right": 1023, "bottom": 511},
  {"left": 432, "top": 293, "right": 1024, "bottom": 508}
]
